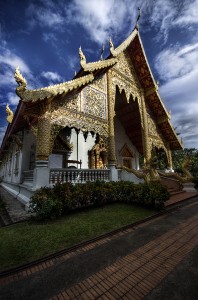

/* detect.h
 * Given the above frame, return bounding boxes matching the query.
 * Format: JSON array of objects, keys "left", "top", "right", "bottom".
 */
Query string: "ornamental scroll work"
[
  {"left": 115, "top": 52, "right": 140, "bottom": 86},
  {"left": 147, "top": 112, "right": 167, "bottom": 151},
  {"left": 46, "top": 109, "right": 109, "bottom": 137},
  {"left": 52, "top": 93, "right": 81, "bottom": 112},
  {"left": 111, "top": 71, "right": 142, "bottom": 104},
  {"left": 83, "top": 86, "right": 107, "bottom": 119}
]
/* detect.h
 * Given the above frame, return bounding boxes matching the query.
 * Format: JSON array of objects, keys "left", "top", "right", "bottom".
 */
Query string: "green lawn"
[{"left": 0, "top": 203, "right": 156, "bottom": 271}]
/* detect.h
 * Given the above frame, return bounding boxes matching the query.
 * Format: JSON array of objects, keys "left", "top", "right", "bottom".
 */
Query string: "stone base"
[
  {"left": 1, "top": 181, "right": 36, "bottom": 210},
  {"left": 108, "top": 165, "right": 118, "bottom": 181},
  {"left": 182, "top": 182, "right": 197, "bottom": 192}
]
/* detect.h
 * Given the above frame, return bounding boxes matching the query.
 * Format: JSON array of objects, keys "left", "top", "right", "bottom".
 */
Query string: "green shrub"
[
  {"left": 193, "top": 177, "right": 198, "bottom": 190},
  {"left": 29, "top": 181, "right": 170, "bottom": 220},
  {"left": 29, "top": 187, "right": 63, "bottom": 220}
]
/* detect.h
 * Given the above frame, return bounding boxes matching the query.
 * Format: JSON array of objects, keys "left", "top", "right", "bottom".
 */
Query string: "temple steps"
[{"left": 160, "top": 175, "right": 198, "bottom": 207}]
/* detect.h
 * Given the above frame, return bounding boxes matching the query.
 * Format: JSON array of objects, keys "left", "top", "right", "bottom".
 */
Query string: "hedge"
[{"left": 29, "top": 181, "right": 170, "bottom": 220}]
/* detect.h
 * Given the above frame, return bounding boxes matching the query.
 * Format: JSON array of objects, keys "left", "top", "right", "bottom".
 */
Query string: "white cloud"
[
  {"left": 41, "top": 71, "right": 63, "bottom": 82},
  {"left": 0, "top": 40, "right": 31, "bottom": 89},
  {"left": 156, "top": 41, "right": 198, "bottom": 148},
  {"left": 173, "top": 0, "right": 198, "bottom": 26},
  {"left": 7, "top": 92, "right": 20, "bottom": 106},
  {"left": 65, "top": 0, "right": 136, "bottom": 44},
  {"left": 26, "top": 2, "right": 64, "bottom": 30},
  {"left": 155, "top": 42, "right": 198, "bottom": 80}
]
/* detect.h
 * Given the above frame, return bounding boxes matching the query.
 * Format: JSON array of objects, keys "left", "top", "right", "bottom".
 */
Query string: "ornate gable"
[{"left": 119, "top": 144, "right": 134, "bottom": 157}]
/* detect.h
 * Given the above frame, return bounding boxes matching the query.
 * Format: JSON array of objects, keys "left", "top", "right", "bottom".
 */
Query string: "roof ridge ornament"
[
  {"left": 100, "top": 44, "right": 105, "bottom": 61},
  {"left": 14, "top": 66, "right": 27, "bottom": 88},
  {"left": 135, "top": 7, "right": 141, "bottom": 30},
  {"left": 6, "top": 104, "right": 14, "bottom": 123},
  {"left": 79, "top": 46, "right": 86, "bottom": 67},
  {"left": 109, "top": 37, "right": 116, "bottom": 56}
]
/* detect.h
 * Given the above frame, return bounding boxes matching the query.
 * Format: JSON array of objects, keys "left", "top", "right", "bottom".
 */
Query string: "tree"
[{"left": 172, "top": 148, "right": 198, "bottom": 177}]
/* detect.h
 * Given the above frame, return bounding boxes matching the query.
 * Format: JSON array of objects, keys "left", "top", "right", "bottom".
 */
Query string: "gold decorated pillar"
[
  {"left": 35, "top": 116, "right": 52, "bottom": 162},
  {"left": 107, "top": 70, "right": 116, "bottom": 166},
  {"left": 141, "top": 91, "right": 151, "bottom": 166},
  {"left": 166, "top": 143, "right": 173, "bottom": 171},
  {"left": 33, "top": 115, "right": 51, "bottom": 188}
]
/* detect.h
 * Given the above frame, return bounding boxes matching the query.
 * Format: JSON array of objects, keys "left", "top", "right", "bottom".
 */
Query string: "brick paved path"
[
  {"left": 51, "top": 211, "right": 198, "bottom": 300},
  {"left": 0, "top": 199, "right": 198, "bottom": 300}
]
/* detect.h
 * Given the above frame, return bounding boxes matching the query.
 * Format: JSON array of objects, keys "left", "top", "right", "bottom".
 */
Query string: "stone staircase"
[{"left": 160, "top": 176, "right": 198, "bottom": 206}]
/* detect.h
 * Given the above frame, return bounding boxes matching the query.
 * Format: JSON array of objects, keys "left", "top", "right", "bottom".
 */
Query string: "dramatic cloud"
[
  {"left": 41, "top": 71, "right": 63, "bottom": 82},
  {"left": 26, "top": 2, "right": 64, "bottom": 30},
  {"left": 155, "top": 42, "right": 198, "bottom": 81},
  {"left": 7, "top": 92, "right": 20, "bottom": 106},
  {"left": 0, "top": 40, "right": 31, "bottom": 88},
  {"left": 65, "top": 0, "right": 136, "bottom": 43},
  {"left": 173, "top": 0, "right": 198, "bottom": 26},
  {"left": 156, "top": 41, "right": 198, "bottom": 147}
]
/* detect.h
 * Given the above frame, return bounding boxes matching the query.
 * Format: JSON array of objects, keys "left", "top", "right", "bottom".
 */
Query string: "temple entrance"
[{"left": 114, "top": 87, "right": 143, "bottom": 169}]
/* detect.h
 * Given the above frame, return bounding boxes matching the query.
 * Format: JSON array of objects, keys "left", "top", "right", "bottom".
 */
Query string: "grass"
[{"left": 0, "top": 203, "right": 156, "bottom": 271}]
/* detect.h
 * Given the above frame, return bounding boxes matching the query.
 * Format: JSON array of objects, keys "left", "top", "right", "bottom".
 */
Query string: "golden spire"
[
  {"left": 135, "top": 7, "right": 141, "bottom": 30},
  {"left": 14, "top": 66, "right": 27, "bottom": 87},
  {"left": 100, "top": 44, "right": 105, "bottom": 61},
  {"left": 79, "top": 46, "right": 86, "bottom": 67},
  {"left": 6, "top": 104, "right": 14, "bottom": 123}
]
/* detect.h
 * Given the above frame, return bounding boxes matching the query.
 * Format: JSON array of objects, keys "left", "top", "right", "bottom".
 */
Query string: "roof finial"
[
  {"left": 6, "top": 104, "right": 14, "bottom": 123},
  {"left": 135, "top": 7, "right": 141, "bottom": 30},
  {"left": 14, "top": 66, "right": 27, "bottom": 88},
  {"left": 100, "top": 44, "right": 105, "bottom": 61},
  {"left": 79, "top": 46, "right": 86, "bottom": 67},
  {"left": 109, "top": 37, "right": 114, "bottom": 50}
]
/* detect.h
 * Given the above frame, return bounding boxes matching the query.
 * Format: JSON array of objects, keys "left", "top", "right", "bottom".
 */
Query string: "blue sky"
[{"left": 0, "top": 0, "right": 198, "bottom": 148}]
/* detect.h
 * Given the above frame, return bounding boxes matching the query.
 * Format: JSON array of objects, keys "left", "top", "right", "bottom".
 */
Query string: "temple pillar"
[
  {"left": 141, "top": 91, "right": 151, "bottom": 166},
  {"left": 107, "top": 70, "right": 118, "bottom": 181},
  {"left": 33, "top": 116, "right": 51, "bottom": 188},
  {"left": 166, "top": 144, "right": 174, "bottom": 172}
]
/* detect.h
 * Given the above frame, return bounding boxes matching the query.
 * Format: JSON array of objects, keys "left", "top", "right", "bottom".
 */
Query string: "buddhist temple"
[{"left": 0, "top": 20, "right": 182, "bottom": 208}]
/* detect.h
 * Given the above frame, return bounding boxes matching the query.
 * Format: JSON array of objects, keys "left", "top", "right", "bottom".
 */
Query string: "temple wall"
[
  {"left": 21, "top": 131, "right": 36, "bottom": 174},
  {"left": 114, "top": 117, "right": 139, "bottom": 169}
]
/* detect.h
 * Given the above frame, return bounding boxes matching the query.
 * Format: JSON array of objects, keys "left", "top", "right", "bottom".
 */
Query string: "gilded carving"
[
  {"left": 36, "top": 116, "right": 52, "bottom": 161},
  {"left": 111, "top": 69, "right": 141, "bottom": 103},
  {"left": 84, "top": 87, "right": 106, "bottom": 119},
  {"left": 47, "top": 109, "right": 109, "bottom": 137},
  {"left": 6, "top": 104, "right": 14, "bottom": 123},
  {"left": 91, "top": 75, "right": 106, "bottom": 92}
]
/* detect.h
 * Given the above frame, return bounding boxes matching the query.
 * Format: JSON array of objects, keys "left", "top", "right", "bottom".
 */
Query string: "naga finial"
[
  {"left": 100, "top": 44, "right": 105, "bottom": 61},
  {"left": 6, "top": 104, "right": 14, "bottom": 123},
  {"left": 135, "top": 7, "right": 141, "bottom": 30},
  {"left": 109, "top": 37, "right": 114, "bottom": 50},
  {"left": 14, "top": 66, "right": 27, "bottom": 88},
  {"left": 79, "top": 46, "right": 86, "bottom": 66}
]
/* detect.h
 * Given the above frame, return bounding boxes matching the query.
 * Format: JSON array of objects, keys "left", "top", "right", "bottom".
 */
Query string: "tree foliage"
[{"left": 172, "top": 148, "right": 198, "bottom": 177}]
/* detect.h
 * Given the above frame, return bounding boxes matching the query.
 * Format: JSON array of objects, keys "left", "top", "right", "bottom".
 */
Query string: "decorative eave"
[
  {"left": 110, "top": 28, "right": 138, "bottom": 57},
  {"left": 16, "top": 73, "right": 94, "bottom": 103},
  {"left": 81, "top": 58, "right": 117, "bottom": 72},
  {"left": 159, "top": 118, "right": 183, "bottom": 150}
]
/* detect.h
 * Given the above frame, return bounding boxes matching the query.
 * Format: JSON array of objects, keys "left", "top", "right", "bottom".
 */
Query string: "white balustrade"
[{"left": 49, "top": 169, "right": 110, "bottom": 184}]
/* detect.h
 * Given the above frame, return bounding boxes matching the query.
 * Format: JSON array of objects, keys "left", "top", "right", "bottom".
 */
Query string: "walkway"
[
  {"left": 0, "top": 197, "right": 198, "bottom": 299},
  {"left": 0, "top": 186, "right": 30, "bottom": 225}
]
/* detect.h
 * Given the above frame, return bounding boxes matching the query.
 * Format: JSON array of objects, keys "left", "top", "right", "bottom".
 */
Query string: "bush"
[
  {"left": 29, "top": 187, "right": 63, "bottom": 220},
  {"left": 193, "top": 177, "right": 198, "bottom": 190},
  {"left": 29, "top": 181, "right": 170, "bottom": 220}
]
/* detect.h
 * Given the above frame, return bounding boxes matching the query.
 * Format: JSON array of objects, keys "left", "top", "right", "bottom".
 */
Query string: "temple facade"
[{"left": 0, "top": 25, "right": 182, "bottom": 208}]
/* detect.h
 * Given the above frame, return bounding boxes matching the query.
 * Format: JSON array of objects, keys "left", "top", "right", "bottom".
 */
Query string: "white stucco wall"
[
  {"left": 114, "top": 116, "right": 140, "bottom": 169},
  {"left": 69, "top": 129, "right": 96, "bottom": 169}
]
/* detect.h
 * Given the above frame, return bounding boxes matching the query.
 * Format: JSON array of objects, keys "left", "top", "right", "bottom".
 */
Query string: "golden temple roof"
[{"left": 16, "top": 73, "right": 94, "bottom": 102}]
